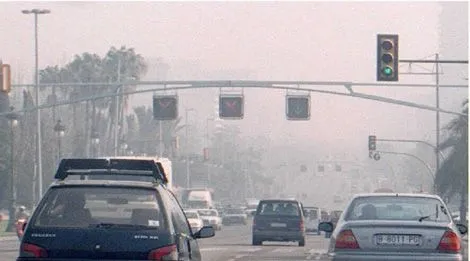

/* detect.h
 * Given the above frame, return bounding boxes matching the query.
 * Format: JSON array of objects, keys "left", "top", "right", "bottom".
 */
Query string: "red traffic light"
[
  {"left": 219, "top": 95, "right": 244, "bottom": 119},
  {"left": 153, "top": 96, "right": 178, "bottom": 120}
]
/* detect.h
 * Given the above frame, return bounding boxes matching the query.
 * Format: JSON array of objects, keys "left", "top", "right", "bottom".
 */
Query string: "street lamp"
[
  {"left": 185, "top": 108, "right": 195, "bottom": 188},
  {"left": 54, "top": 119, "right": 65, "bottom": 160},
  {"left": 91, "top": 130, "right": 100, "bottom": 157},
  {"left": 5, "top": 106, "right": 20, "bottom": 232},
  {"left": 22, "top": 8, "right": 51, "bottom": 200}
]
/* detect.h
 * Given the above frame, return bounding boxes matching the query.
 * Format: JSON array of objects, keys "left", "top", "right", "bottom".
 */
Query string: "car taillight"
[
  {"left": 21, "top": 243, "right": 48, "bottom": 258},
  {"left": 335, "top": 229, "right": 360, "bottom": 249},
  {"left": 300, "top": 220, "right": 304, "bottom": 230},
  {"left": 148, "top": 244, "right": 178, "bottom": 261},
  {"left": 437, "top": 230, "right": 460, "bottom": 253},
  {"left": 252, "top": 218, "right": 256, "bottom": 227}
]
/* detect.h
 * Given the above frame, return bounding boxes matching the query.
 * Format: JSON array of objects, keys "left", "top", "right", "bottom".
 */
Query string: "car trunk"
[
  {"left": 344, "top": 220, "right": 452, "bottom": 253},
  {"left": 22, "top": 227, "right": 173, "bottom": 259}
]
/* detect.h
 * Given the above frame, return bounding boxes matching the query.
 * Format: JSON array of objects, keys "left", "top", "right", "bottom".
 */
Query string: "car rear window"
[
  {"left": 32, "top": 186, "right": 167, "bottom": 229},
  {"left": 257, "top": 201, "right": 300, "bottom": 216},
  {"left": 185, "top": 212, "right": 198, "bottom": 219},
  {"left": 345, "top": 196, "right": 451, "bottom": 222}
]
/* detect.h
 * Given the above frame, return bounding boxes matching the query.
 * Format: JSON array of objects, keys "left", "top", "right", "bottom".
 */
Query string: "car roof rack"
[{"left": 54, "top": 158, "right": 168, "bottom": 184}]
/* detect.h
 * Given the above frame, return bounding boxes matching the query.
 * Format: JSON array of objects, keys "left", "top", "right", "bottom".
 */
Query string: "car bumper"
[
  {"left": 328, "top": 252, "right": 462, "bottom": 261},
  {"left": 253, "top": 230, "right": 304, "bottom": 241}
]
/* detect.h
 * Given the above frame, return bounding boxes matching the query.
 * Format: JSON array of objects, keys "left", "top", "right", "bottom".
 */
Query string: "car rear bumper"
[
  {"left": 253, "top": 230, "right": 304, "bottom": 241},
  {"left": 328, "top": 252, "right": 462, "bottom": 261}
]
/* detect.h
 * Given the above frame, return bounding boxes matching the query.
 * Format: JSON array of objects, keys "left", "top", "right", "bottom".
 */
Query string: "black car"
[
  {"left": 17, "top": 158, "right": 215, "bottom": 261},
  {"left": 252, "top": 199, "right": 306, "bottom": 246}
]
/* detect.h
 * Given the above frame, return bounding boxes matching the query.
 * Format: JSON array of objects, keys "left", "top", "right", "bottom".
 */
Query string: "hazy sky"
[{"left": 0, "top": 1, "right": 468, "bottom": 160}]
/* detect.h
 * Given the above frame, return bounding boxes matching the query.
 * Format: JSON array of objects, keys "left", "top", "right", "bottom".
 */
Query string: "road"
[{"left": 0, "top": 224, "right": 467, "bottom": 261}]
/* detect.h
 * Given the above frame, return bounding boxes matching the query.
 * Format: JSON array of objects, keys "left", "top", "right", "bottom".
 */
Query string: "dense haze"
[{"left": 0, "top": 1, "right": 468, "bottom": 197}]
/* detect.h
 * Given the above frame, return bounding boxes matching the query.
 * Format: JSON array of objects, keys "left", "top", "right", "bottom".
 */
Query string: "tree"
[{"left": 435, "top": 99, "right": 468, "bottom": 222}]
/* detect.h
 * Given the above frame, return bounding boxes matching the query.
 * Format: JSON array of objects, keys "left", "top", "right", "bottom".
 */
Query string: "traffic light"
[
  {"left": 368, "top": 135, "right": 377, "bottom": 151},
  {"left": 219, "top": 95, "right": 244, "bottom": 119},
  {"left": 153, "top": 95, "right": 178, "bottom": 120},
  {"left": 377, "top": 34, "right": 399, "bottom": 81},
  {"left": 286, "top": 96, "right": 310, "bottom": 120},
  {"left": 0, "top": 64, "right": 11, "bottom": 93}
]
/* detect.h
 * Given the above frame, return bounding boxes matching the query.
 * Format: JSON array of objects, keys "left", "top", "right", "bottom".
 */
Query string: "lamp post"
[
  {"left": 22, "top": 8, "right": 50, "bottom": 200},
  {"left": 53, "top": 120, "right": 65, "bottom": 160},
  {"left": 91, "top": 131, "right": 100, "bottom": 158},
  {"left": 205, "top": 118, "right": 214, "bottom": 186},
  {"left": 120, "top": 141, "right": 128, "bottom": 156},
  {"left": 5, "top": 106, "right": 19, "bottom": 232},
  {"left": 185, "top": 108, "right": 195, "bottom": 188}
]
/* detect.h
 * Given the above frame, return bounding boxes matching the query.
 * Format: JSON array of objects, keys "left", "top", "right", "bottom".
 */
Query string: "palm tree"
[{"left": 435, "top": 99, "right": 468, "bottom": 222}]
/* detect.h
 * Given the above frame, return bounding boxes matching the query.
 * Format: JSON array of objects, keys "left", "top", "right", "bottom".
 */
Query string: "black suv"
[
  {"left": 17, "top": 158, "right": 215, "bottom": 261},
  {"left": 252, "top": 199, "right": 305, "bottom": 246}
]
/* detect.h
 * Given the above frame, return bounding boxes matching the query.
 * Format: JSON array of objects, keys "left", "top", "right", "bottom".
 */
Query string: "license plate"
[
  {"left": 271, "top": 222, "right": 287, "bottom": 228},
  {"left": 375, "top": 234, "right": 422, "bottom": 246}
]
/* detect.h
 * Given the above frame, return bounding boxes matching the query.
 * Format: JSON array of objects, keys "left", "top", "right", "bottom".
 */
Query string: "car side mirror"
[
  {"left": 194, "top": 226, "right": 215, "bottom": 239},
  {"left": 456, "top": 224, "right": 467, "bottom": 235},
  {"left": 318, "top": 222, "right": 334, "bottom": 233}
]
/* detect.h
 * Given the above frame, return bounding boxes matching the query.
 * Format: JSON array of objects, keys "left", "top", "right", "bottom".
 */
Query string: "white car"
[
  {"left": 197, "top": 209, "right": 222, "bottom": 230},
  {"left": 184, "top": 210, "right": 204, "bottom": 233},
  {"left": 304, "top": 206, "right": 322, "bottom": 235}
]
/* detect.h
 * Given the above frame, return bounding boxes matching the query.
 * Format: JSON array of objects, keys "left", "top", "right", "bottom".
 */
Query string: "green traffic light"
[{"left": 382, "top": 67, "right": 393, "bottom": 76}]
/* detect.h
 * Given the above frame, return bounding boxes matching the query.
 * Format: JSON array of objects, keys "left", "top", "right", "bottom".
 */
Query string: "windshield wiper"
[
  {"left": 91, "top": 223, "right": 156, "bottom": 229},
  {"left": 418, "top": 215, "right": 431, "bottom": 222}
]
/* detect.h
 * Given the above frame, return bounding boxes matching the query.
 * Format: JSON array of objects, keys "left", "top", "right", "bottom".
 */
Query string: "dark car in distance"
[{"left": 252, "top": 199, "right": 306, "bottom": 246}]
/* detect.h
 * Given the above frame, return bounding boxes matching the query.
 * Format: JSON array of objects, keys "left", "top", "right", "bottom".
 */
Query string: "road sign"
[
  {"left": 377, "top": 34, "right": 399, "bottom": 81},
  {"left": 153, "top": 95, "right": 178, "bottom": 120},
  {"left": 219, "top": 95, "right": 244, "bottom": 119},
  {"left": 286, "top": 96, "right": 310, "bottom": 120}
]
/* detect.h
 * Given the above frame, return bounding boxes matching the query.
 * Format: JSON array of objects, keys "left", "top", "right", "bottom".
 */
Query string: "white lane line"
[
  {"left": 242, "top": 247, "right": 263, "bottom": 252},
  {"left": 200, "top": 247, "right": 228, "bottom": 252}
]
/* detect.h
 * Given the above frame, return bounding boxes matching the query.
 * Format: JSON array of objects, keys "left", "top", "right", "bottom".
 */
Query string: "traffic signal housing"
[
  {"left": 286, "top": 96, "right": 310, "bottom": 120},
  {"left": 219, "top": 95, "right": 244, "bottom": 119},
  {"left": 153, "top": 95, "right": 178, "bottom": 120},
  {"left": 0, "top": 64, "right": 11, "bottom": 93},
  {"left": 377, "top": 34, "right": 399, "bottom": 81},
  {"left": 368, "top": 135, "right": 377, "bottom": 151}
]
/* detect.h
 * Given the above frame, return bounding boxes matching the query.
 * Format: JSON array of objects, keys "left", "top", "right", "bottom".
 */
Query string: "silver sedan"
[{"left": 318, "top": 193, "right": 468, "bottom": 261}]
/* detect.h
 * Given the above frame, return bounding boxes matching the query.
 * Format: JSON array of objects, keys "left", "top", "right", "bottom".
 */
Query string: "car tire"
[
  {"left": 298, "top": 237, "right": 305, "bottom": 247},
  {"left": 252, "top": 236, "right": 262, "bottom": 246}
]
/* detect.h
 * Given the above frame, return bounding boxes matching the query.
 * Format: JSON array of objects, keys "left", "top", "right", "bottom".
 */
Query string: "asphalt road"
[{"left": 0, "top": 224, "right": 467, "bottom": 261}]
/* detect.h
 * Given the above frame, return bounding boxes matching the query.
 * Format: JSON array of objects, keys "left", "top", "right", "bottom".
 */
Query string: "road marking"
[
  {"left": 272, "top": 248, "right": 296, "bottom": 253},
  {"left": 242, "top": 247, "right": 263, "bottom": 252},
  {"left": 200, "top": 247, "right": 228, "bottom": 252},
  {"left": 307, "top": 248, "right": 327, "bottom": 254}
]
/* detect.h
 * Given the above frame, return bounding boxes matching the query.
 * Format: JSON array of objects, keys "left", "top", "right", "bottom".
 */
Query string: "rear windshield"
[
  {"left": 198, "top": 210, "right": 218, "bottom": 216},
  {"left": 305, "top": 208, "right": 319, "bottom": 219},
  {"left": 32, "top": 186, "right": 167, "bottom": 229},
  {"left": 257, "top": 201, "right": 300, "bottom": 216},
  {"left": 226, "top": 208, "right": 245, "bottom": 214},
  {"left": 345, "top": 196, "right": 451, "bottom": 222}
]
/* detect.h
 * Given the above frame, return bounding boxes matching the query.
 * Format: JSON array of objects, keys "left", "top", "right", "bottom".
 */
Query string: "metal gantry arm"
[
  {"left": 375, "top": 150, "right": 435, "bottom": 181},
  {"left": 377, "top": 138, "right": 446, "bottom": 161}
]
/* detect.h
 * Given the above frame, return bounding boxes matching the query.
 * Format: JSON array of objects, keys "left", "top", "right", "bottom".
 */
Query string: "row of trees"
[{"left": 0, "top": 46, "right": 272, "bottom": 208}]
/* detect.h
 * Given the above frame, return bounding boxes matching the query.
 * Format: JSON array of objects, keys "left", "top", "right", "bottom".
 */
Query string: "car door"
[{"left": 163, "top": 189, "right": 201, "bottom": 261}]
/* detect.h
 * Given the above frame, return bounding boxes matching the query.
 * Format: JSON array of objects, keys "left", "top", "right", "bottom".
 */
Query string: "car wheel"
[
  {"left": 252, "top": 236, "right": 262, "bottom": 246},
  {"left": 298, "top": 237, "right": 305, "bottom": 247}
]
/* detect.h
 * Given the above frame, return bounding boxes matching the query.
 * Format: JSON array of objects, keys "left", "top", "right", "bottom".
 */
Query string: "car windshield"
[
  {"left": 345, "top": 196, "right": 451, "bottom": 222},
  {"left": 257, "top": 201, "right": 300, "bottom": 216},
  {"left": 185, "top": 212, "right": 199, "bottom": 219},
  {"left": 226, "top": 208, "right": 244, "bottom": 214},
  {"left": 198, "top": 210, "right": 217, "bottom": 216},
  {"left": 305, "top": 209, "right": 319, "bottom": 219},
  {"left": 32, "top": 186, "right": 167, "bottom": 229}
]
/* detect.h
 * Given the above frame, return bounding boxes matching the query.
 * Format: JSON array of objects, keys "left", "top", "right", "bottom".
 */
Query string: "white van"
[{"left": 303, "top": 206, "right": 322, "bottom": 235}]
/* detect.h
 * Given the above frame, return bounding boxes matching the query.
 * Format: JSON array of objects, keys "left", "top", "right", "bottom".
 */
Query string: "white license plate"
[
  {"left": 271, "top": 223, "right": 287, "bottom": 228},
  {"left": 375, "top": 234, "right": 422, "bottom": 246}
]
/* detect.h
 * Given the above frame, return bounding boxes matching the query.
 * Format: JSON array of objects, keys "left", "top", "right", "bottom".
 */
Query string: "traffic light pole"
[{"left": 376, "top": 138, "right": 445, "bottom": 161}]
